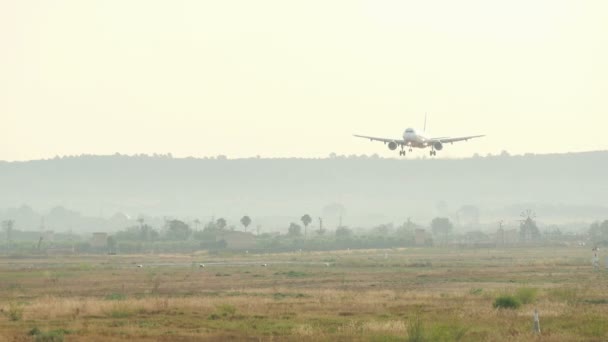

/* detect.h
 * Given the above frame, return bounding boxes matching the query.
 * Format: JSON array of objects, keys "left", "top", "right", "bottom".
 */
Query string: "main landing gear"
[
  {"left": 399, "top": 150, "right": 406, "bottom": 156},
  {"left": 429, "top": 150, "right": 437, "bottom": 156}
]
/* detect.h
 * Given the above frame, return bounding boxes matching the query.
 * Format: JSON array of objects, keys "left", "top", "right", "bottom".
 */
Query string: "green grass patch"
[
  {"left": 582, "top": 298, "right": 608, "bottom": 305},
  {"left": 548, "top": 287, "right": 578, "bottom": 305},
  {"left": 208, "top": 303, "right": 237, "bottom": 320},
  {"left": 274, "top": 270, "right": 308, "bottom": 277},
  {"left": 427, "top": 323, "right": 469, "bottom": 342},
  {"left": 407, "top": 317, "right": 426, "bottom": 342},
  {"left": 515, "top": 287, "right": 537, "bottom": 304},
  {"left": 272, "top": 292, "right": 308, "bottom": 300},
  {"left": 104, "top": 293, "right": 127, "bottom": 301},
  {"left": 469, "top": 288, "right": 483, "bottom": 295},
  {"left": 108, "top": 305, "right": 134, "bottom": 318}
]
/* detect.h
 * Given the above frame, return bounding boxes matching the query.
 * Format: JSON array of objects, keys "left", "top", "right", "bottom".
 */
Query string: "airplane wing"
[
  {"left": 353, "top": 134, "right": 405, "bottom": 144},
  {"left": 427, "top": 135, "right": 485, "bottom": 144}
]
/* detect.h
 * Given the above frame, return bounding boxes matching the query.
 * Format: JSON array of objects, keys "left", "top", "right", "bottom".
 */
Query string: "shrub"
[
  {"left": 7, "top": 303, "right": 23, "bottom": 321},
  {"left": 493, "top": 295, "right": 521, "bottom": 309},
  {"left": 515, "top": 287, "right": 538, "bottom": 304},
  {"left": 28, "top": 328, "right": 69, "bottom": 342},
  {"left": 28, "top": 327, "right": 42, "bottom": 336},
  {"left": 208, "top": 313, "right": 221, "bottom": 320}
]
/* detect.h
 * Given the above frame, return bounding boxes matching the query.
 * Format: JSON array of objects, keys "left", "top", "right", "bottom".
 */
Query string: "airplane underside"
[{"left": 398, "top": 142, "right": 437, "bottom": 156}]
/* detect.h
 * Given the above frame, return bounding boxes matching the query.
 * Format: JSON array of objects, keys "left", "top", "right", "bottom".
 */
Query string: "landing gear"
[
  {"left": 430, "top": 150, "right": 436, "bottom": 156},
  {"left": 399, "top": 150, "right": 406, "bottom": 156}
]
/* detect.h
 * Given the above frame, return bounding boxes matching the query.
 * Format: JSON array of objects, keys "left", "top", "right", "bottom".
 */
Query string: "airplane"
[{"left": 353, "top": 117, "right": 484, "bottom": 156}]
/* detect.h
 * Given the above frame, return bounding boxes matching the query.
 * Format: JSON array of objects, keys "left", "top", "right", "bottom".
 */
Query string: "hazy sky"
[{"left": 2, "top": 0, "right": 607, "bottom": 161}]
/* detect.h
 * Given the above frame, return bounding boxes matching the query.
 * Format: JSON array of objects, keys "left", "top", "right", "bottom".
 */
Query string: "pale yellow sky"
[{"left": 1, "top": 0, "right": 607, "bottom": 161}]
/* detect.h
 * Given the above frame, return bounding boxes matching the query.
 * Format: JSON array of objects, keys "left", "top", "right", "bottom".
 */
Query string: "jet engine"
[
  {"left": 433, "top": 142, "right": 444, "bottom": 151},
  {"left": 388, "top": 141, "right": 398, "bottom": 150}
]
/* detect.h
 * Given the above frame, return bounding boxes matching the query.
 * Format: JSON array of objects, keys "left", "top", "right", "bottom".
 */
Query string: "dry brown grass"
[{"left": 0, "top": 246, "right": 607, "bottom": 341}]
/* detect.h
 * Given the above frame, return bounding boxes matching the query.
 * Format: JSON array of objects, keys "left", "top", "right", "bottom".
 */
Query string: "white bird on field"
[
  {"left": 199, "top": 263, "right": 205, "bottom": 268},
  {"left": 137, "top": 264, "right": 143, "bottom": 268},
  {"left": 325, "top": 262, "right": 330, "bottom": 267},
  {"left": 261, "top": 263, "right": 268, "bottom": 267}
]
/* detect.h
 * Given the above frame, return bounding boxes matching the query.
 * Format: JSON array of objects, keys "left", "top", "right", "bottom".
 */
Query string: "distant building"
[
  {"left": 415, "top": 229, "right": 428, "bottom": 246},
  {"left": 216, "top": 231, "right": 256, "bottom": 250},
  {"left": 91, "top": 232, "right": 108, "bottom": 248}
]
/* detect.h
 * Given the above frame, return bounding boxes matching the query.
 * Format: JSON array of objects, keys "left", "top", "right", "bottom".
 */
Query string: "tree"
[
  {"left": 216, "top": 218, "right": 227, "bottom": 230},
  {"left": 396, "top": 218, "right": 416, "bottom": 238},
  {"left": 372, "top": 223, "right": 392, "bottom": 236},
  {"left": 301, "top": 214, "right": 312, "bottom": 239},
  {"left": 140, "top": 224, "right": 159, "bottom": 241},
  {"left": 164, "top": 220, "right": 192, "bottom": 240},
  {"left": 240, "top": 216, "right": 252, "bottom": 232},
  {"left": 519, "top": 210, "right": 540, "bottom": 243},
  {"left": 335, "top": 226, "right": 353, "bottom": 239},
  {"left": 431, "top": 217, "right": 453, "bottom": 245},
  {"left": 589, "top": 220, "right": 608, "bottom": 245},
  {"left": 288, "top": 223, "right": 302, "bottom": 237}
]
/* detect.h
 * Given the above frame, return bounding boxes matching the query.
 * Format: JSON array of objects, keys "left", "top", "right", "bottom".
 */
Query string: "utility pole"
[{"left": 533, "top": 308, "right": 541, "bottom": 334}]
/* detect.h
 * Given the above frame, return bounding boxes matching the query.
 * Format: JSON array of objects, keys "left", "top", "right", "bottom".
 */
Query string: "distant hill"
[{"left": 0, "top": 152, "right": 607, "bottom": 231}]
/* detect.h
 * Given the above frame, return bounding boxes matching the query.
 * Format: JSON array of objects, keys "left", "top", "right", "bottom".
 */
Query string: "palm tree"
[
  {"left": 301, "top": 214, "right": 312, "bottom": 239},
  {"left": 240, "top": 216, "right": 252, "bottom": 232},
  {"left": 193, "top": 218, "right": 201, "bottom": 231}
]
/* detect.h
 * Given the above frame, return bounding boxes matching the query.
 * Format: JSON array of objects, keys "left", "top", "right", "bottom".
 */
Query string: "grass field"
[{"left": 0, "top": 246, "right": 607, "bottom": 341}]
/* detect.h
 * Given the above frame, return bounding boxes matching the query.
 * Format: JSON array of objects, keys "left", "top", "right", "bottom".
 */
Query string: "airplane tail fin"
[{"left": 423, "top": 113, "right": 427, "bottom": 132}]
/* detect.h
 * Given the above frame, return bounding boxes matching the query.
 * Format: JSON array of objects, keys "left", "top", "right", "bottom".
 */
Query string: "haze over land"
[
  {"left": 1, "top": 152, "right": 606, "bottom": 233},
  {"left": 1, "top": 1, "right": 607, "bottom": 234}
]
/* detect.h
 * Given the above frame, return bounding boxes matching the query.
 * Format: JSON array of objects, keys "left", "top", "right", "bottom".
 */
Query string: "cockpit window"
[{"left": 405, "top": 128, "right": 415, "bottom": 133}]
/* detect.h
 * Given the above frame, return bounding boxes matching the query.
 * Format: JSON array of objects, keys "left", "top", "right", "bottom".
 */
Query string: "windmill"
[{"left": 520, "top": 209, "right": 536, "bottom": 222}]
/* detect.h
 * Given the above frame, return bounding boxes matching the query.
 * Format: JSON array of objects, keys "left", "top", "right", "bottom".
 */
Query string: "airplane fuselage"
[{"left": 402, "top": 128, "right": 427, "bottom": 148}]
